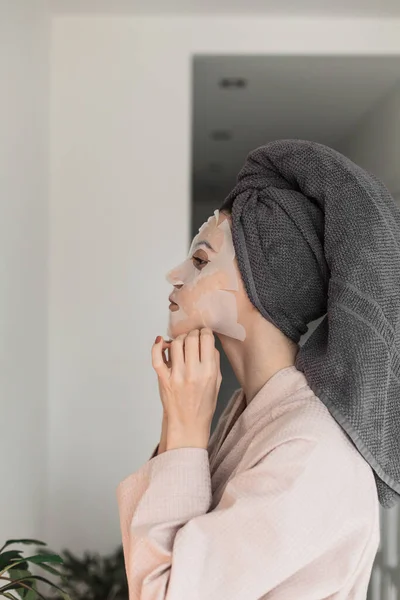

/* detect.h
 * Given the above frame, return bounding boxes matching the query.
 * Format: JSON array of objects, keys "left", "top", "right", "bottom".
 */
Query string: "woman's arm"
[
  {"left": 116, "top": 435, "right": 365, "bottom": 600},
  {"left": 157, "top": 413, "right": 168, "bottom": 455}
]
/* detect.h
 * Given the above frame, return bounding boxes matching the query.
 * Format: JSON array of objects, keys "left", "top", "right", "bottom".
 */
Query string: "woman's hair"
[{"left": 220, "top": 206, "right": 232, "bottom": 217}]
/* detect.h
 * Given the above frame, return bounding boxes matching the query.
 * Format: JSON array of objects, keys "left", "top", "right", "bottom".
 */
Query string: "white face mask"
[{"left": 166, "top": 209, "right": 246, "bottom": 341}]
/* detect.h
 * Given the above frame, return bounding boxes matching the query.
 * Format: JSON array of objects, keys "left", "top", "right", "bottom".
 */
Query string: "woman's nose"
[{"left": 166, "top": 265, "right": 184, "bottom": 286}]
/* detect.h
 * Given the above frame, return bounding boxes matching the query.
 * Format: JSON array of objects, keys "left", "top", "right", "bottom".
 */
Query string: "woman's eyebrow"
[{"left": 192, "top": 240, "right": 216, "bottom": 252}]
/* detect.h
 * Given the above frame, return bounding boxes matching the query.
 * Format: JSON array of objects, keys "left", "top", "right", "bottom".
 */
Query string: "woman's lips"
[{"left": 168, "top": 294, "right": 179, "bottom": 311}]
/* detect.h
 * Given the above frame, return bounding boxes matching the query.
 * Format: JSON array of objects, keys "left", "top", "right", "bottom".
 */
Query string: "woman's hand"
[{"left": 151, "top": 328, "right": 222, "bottom": 450}]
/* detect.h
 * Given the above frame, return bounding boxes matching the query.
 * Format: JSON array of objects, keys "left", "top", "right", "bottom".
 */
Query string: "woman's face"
[{"left": 166, "top": 210, "right": 246, "bottom": 341}]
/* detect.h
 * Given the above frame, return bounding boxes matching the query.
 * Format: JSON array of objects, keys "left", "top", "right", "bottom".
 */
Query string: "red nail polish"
[{"left": 155, "top": 336, "right": 162, "bottom": 344}]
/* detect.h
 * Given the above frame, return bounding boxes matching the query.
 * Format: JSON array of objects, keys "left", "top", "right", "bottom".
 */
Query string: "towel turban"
[{"left": 220, "top": 138, "right": 400, "bottom": 509}]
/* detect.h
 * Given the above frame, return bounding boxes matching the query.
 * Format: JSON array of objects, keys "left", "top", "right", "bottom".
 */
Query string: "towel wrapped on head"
[{"left": 220, "top": 138, "right": 400, "bottom": 509}]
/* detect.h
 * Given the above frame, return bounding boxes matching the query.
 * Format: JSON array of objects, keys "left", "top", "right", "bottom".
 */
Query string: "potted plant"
[{"left": 0, "top": 538, "right": 70, "bottom": 599}]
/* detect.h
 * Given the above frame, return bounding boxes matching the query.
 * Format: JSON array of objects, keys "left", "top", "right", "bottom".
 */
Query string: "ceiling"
[
  {"left": 192, "top": 55, "right": 400, "bottom": 208},
  {"left": 48, "top": 3, "right": 400, "bottom": 218},
  {"left": 50, "top": 0, "right": 400, "bottom": 16}
]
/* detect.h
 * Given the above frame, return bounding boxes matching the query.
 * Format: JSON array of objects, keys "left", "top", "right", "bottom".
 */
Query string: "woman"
[{"left": 117, "top": 139, "right": 400, "bottom": 599}]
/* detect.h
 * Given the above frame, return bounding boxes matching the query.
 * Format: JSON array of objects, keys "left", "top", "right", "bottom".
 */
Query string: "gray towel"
[{"left": 219, "top": 139, "right": 400, "bottom": 509}]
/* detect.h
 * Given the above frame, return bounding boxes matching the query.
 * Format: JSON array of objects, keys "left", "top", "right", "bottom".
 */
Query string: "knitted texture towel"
[{"left": 220, "top": 139, "right": 400, "bottom": 509}]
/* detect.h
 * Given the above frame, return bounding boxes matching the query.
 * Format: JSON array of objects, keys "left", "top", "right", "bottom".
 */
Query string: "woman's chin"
[
  {"left": 167, "top": 324, "right": 192, "bottom": 339},
  {"left": 167, "top": 318, "right": 205, "bottom": 339}
]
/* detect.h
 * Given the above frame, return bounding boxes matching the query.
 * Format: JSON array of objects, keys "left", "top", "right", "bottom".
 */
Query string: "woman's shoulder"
[{"left": 242, "top": 389, "right": 377, "bottom": 504}]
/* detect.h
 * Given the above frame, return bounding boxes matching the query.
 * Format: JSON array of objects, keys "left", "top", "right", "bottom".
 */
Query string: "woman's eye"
[{"left": 192, "top": 256, "right": 209, "bottom": 270}]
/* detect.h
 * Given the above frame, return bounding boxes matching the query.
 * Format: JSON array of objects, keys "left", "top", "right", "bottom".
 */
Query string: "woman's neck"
[{"left": 216, "top": 312, "right": 299, "bottom": 406}]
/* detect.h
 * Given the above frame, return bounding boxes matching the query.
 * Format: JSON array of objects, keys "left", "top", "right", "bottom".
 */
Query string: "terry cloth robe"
[{"left": 116, "top": 365, "right": 380, "bottom": 600}]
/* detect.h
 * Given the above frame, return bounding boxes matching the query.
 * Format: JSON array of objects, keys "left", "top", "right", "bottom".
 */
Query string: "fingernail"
[{"left": 155, "top": 336, "right": 162, "bottom": 344}]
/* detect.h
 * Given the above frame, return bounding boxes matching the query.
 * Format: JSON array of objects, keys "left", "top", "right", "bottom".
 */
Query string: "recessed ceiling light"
[{"left": 219, "top": 77, "right": 247, "bottom": 89}]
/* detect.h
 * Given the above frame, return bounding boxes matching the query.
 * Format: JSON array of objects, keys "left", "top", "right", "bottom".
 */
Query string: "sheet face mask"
[{"left": 166, "top": 210, "right": 246, "bottom": 341}]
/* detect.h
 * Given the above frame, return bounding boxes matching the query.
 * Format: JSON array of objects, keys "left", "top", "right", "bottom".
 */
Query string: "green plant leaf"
[
  {"left": 18, "top": 580, "right": 39, "bottom": 600},
  {"left": 0, "top": 573, "right": 71, "bottom": 600},
  {"left": 0, "top": 540, "right": 47, "bottom": 554},
  {"left": 5, "top": 568, "right": 32, "bottom": 583},
  {"left": 8, "top": 561, "right": 29, "bottom": 572},
  {"left": 0, "top": 551, "right": 23, "bottom": 572},
  {"left": 14, "top": 555, "right": 63, "bottom": 566},
  {"left": 25, "top": 550, "right": 65, "bottom": 580},
  {"left": 33, "top": 561, "right": 64, "bottom": 579},
  {"left": 0, "top": 554, "right": 61, "bottom": 578},
  {"left": 5, "top": 569, "right": 37, "bottom": 599},
  {"left": 0, "top": 543, "right": 71, "bottom": 600},
  {"left": 0, "top": 576, "right": 48, "bottom": 600},
  {"left": 12, "top": 574, "right": 70, "bottom": 600}
]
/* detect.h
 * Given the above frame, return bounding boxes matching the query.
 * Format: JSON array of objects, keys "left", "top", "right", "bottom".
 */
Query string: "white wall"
[
  {"left": 339, "top": 80, "right": 400, "bottom": 197},
  {"left": 0, "top": 1, "right": 49, "bottom": 539},
  {"left": 49, "top": 14, "right": 400, "bottom": 553}
]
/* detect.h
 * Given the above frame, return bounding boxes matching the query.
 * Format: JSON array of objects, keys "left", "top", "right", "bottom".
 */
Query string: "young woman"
[{"left": 116, "top": 139, "right": 400, "bottom": 599}]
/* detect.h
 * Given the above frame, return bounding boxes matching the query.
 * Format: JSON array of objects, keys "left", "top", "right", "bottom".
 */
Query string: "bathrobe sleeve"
[{"left": 116, "top": 436, "right": 363, "bottom": 600}]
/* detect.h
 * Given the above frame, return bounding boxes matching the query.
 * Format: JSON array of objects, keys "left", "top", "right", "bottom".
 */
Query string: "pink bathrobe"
[{"left": 116, "top": 365, "right": 380, "bottom": 599}]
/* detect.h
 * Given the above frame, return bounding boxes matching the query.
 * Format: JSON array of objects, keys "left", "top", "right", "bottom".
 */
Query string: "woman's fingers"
[
  {"left": 215, "top": 348, "right": 222, "bottom": 388},
  {"left": 185, "top": 329, "right": 200, "bottom": 372},
  {"left": 162, "top": 340, "right": 172, "bottom": 368},
  {"left": 155, "top": 329, "right": 216, "bottom": 376},
  {"left": 199, "top": 327, "right": 216, "bottom": 365},
  {"left": 151, "top": 337, "right": 170, "bottom": 379},
  {"left": 156, "top": 339, "right": 172, "bottom": 368},
  {"left": 170, "top": 333, "right": 186, "bottom": 374}
]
